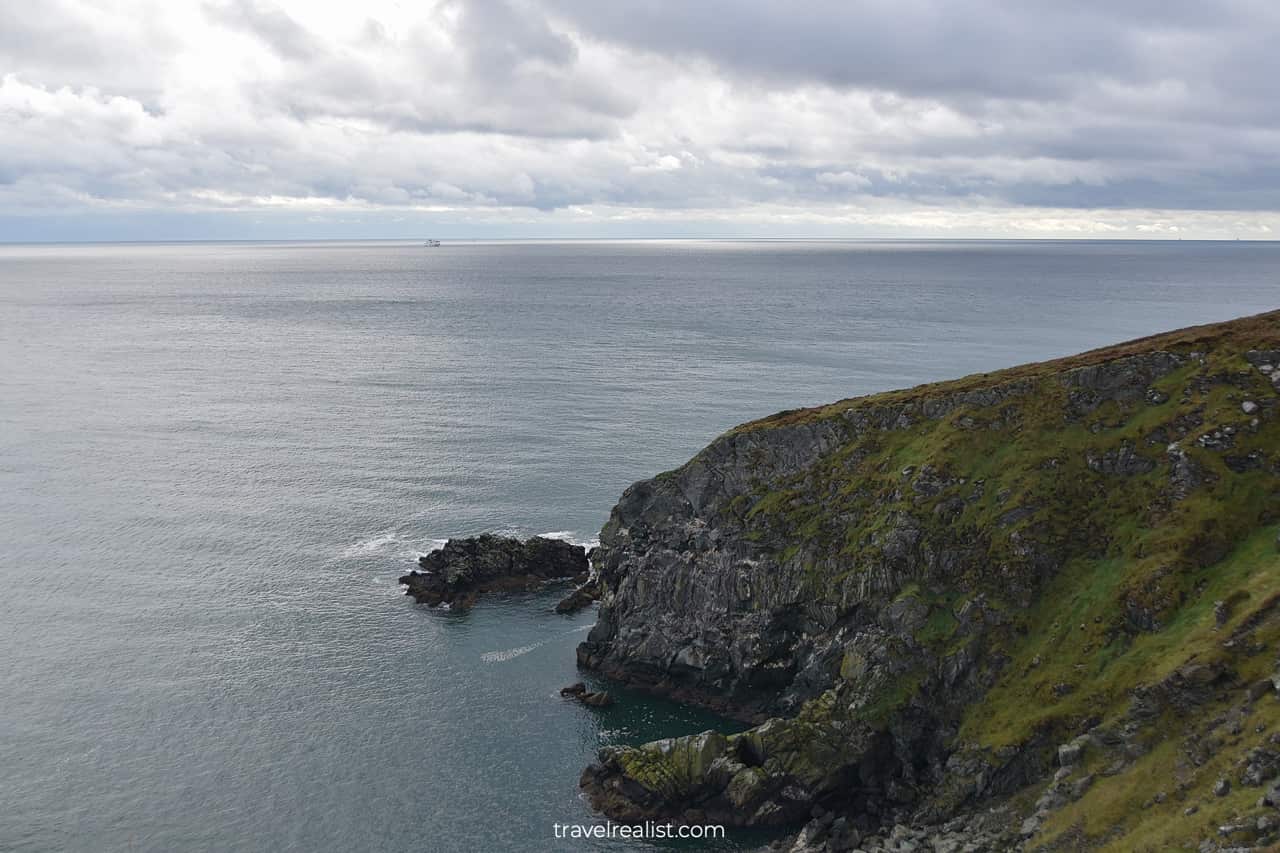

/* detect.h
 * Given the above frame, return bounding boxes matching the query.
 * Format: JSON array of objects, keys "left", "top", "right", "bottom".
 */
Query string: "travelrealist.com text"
[{"left": 553, "top": 821, "right": 726, "bottom": 840}]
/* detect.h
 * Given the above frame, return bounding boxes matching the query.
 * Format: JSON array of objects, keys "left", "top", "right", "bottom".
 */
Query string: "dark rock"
[
  {"left": 1196, "top": 428, "right": 1236, "bottom": 451},
  {"left": 1238, "top": 747, "right": 1280, "bottom": 787},
  {"left": 1130, "top": 661, "right": 1228, "bottom": 720},
  {"left": 997, "top": 504, "right": 1037, "bottom": 528},
  {"left": 1245, "top": 349, "right": 1280, "bottom": 368},
  {"left": 561, "top": 682, "right": 612, "bottom": 707},
  {"left": 555, "top": 577, "right": 601, "bottom": 614},
  {"left": 1086, "top": 441, "right": 1156, "bottom": 476},
  {"left": 580, "top": 691, "right": 613, "bottom": 708},
  {"left": 1223, "top": 450, "right": 1266, "bottom": 473},
  {"left": 399, "top": 534, "right": 588, "bottom": 607},
  {"left": 1058, "top": 736, "right": 1087, "bottom": 767},
  {"left": 1167, "top": 443, "right": 1212, "bottom": 500},
  {"left": 1061, "top": 352, "right": 1184, "bottom": 417}
]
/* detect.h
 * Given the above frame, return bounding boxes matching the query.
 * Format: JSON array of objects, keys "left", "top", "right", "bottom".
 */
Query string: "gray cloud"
[
  {"left": 547, "top": 1, "right": 1266, "bottom": 101},
  {"left": 542, "top": 0, "right": 1280, "bottom": 208},
  {"left": 204, "top": 0, "right": 318, "bottom": 60},
  {"left": 232, "top": 0, "right": 636, "bottom": 140},
  {"left": 1, "top": 0, "right": 1279, "bottom": 238}
]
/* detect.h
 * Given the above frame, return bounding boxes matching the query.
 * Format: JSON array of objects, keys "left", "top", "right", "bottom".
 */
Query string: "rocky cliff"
[{"left": 577, "top": 310, "right": 1280, "bottom": 851}]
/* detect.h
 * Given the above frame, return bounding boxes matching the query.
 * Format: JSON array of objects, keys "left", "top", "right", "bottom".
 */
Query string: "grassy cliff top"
[{"left": 735, "top": 309, "right": 1280, "bottom": 435}]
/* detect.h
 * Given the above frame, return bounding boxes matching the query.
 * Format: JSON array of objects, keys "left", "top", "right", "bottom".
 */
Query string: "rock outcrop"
[
  {"left": 399, "top": 534, "right": 588, "bottom": 608},
  {"left": 576, "top": 311, "right": 1280, "bottom": 850},
  {"left": 560, "top": 682, "right": 614, "bottom": 708},
  {"left": 555, "top": 576, "right": 602, "bottom": 614}
]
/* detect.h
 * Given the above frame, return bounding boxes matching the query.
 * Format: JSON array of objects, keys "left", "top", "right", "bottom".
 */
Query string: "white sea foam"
[
  {"left": 416, "top": 527, "right": 599, "bottom": 550},
  {"left": 538, "top": 530, "right": 601, "bottom": 549},
  {"left": 341, "top": 529, "right": 401, "bottom": 557},
  {"left": 480, "top": 642, "right": 544, "bottom": 663},
  {"left": 481, "top": 625, "right": 595, "bottom": 664},
  {"left": 345, "top": 530, "right": 448, "bottom": 562},
  {"left": 411, "top": 538, "right": 449, "bottom": 560}
]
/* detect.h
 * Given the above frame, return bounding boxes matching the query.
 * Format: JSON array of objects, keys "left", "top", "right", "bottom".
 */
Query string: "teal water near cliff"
[{"left": 2, "top": 239, "right": 1277, "bottom": 852}]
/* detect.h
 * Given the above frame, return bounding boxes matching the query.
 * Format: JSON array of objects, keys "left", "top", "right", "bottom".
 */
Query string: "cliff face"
[{"left": 577, "top": 311, "right": 1280, "bottom": 851}]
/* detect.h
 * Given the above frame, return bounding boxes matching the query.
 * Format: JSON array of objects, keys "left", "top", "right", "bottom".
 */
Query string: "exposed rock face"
[
  {"left": 576, "top": 311, "right": 1280, "bottom": 850},
  {"left": 555, "top": 576, "right": 602, "bottom": 614},
  {"left": 560, "top": 682, "right": 613, "bottom": 707},
  {"left": 399, "top": 535, "right": 588, "bottom": 608}
]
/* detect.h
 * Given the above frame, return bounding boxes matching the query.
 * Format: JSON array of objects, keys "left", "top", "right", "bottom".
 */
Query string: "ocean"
[{"left": 1, "top": 239, "right": 1277, "bottom": 852}]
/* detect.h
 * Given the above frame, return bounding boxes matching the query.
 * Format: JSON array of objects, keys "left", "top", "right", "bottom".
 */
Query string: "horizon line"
[{"left": 3, "top": 235, "right": 1278, "bottom": 246}]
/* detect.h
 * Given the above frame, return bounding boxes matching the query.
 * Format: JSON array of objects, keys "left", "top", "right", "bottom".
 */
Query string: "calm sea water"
[{"left": 1, "top": 239, "right": 1277, "bottom": 852}]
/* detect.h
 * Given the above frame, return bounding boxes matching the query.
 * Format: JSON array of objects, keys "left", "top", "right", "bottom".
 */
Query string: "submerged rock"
[{"left": 398, "top": 534, "right": 587, "bottom": 608}]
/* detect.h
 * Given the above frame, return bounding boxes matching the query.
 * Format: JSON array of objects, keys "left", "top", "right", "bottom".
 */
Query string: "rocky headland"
[
  {"left": 574, "top": 310, "right": 1280, "bottom": 851},
  {"left": 399, "top": 534, "right": 589, "bottom": 609}
]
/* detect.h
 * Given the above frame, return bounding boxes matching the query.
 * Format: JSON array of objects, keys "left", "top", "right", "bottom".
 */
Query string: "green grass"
[{"left": 963, "top": 527, "right": 1280, "bottom": 750}]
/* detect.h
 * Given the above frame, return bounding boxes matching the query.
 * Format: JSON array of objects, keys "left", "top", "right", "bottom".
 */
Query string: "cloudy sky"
[{"left": 3, "top": 0, "right": 1280, "bottom": 240}]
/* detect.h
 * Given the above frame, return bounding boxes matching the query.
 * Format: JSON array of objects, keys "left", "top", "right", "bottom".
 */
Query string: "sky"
[{"left": 3, "top": 0, "right": 1280, "bottom": 241}]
